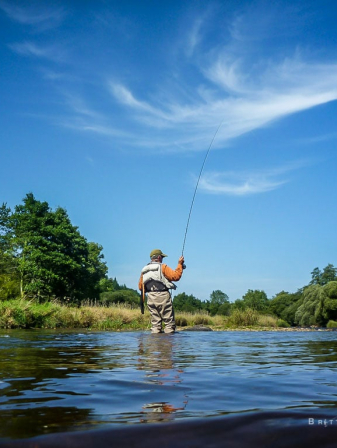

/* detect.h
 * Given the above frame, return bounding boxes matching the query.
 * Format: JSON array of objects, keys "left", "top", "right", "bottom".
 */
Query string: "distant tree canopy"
[
  {"left": 171, "top": 264, "right": 337, "bottom": 326},
  {"left": 99, "top": 277, "right": 140, "bottom": 307},
  {"left": 205, "top": 290, "right": 231, "bottom": 316},
  {"left": 295, "top": 281, "right": 337, "bottom": 327},
  {"left": 310, "top": 264, "right": 337, "bottom": 286},
  {"left": 241, "top": 289, "right": 269, "bottom": 312},
  {"left": 269, "top": 264, "right": 337, "bottom": 327},
  {"left": 269, "top": 290, "right": 303, "bottom": 326},
  {"left": 173, "top": 292, "right": 205, "bottom": 312}
]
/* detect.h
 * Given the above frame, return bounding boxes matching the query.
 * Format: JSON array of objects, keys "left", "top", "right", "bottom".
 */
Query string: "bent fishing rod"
[{"left": 181, "top": 120, "right": 224, "bottom": 269}]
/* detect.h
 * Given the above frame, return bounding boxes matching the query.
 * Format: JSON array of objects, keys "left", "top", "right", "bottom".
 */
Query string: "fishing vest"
[{"left": 141, "top": 262, "right": 177, "bottom": 292}]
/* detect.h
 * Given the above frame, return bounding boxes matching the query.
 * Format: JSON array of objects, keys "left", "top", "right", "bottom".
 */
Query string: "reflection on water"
[
  {"left": 137, "top": 334, "right": 188, "bottom": 422},
  {"left": 0, "top": 329, "right": 337, "bottom": 440}
]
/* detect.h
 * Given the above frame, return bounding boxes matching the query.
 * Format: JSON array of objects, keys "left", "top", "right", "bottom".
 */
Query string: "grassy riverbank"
[{"left": 0, "top": 298, "right": 297, "bottom": 331}]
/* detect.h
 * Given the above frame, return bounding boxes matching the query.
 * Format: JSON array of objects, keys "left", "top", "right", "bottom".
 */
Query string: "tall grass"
[
  {"left": 0, "top": 299, "right": 151, "bottom": 330},
  {"left": 228, "top": 308, "right": 259, "bottom": 326},
  {"left": 0, "top": 299, "right": 279, "bottom": 330}
]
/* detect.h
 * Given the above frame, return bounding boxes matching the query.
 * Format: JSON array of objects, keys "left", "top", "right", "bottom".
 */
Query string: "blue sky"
[{"left": 1, "top": 0, "right": 337, "bottom": 301}]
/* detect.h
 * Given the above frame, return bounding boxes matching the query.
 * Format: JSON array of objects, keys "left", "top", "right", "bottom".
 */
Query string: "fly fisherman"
[{"left": 139, "top": 249, "right": 185, "bottom": 334}]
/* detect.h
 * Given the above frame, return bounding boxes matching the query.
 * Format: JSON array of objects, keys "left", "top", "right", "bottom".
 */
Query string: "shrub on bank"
[
  {"left": 0, "top": 299, "right": 59, "bottom": 329},
  {"left": 228, "top": 308, "right": 259, "bottom": 326},
  {"left": 0, "top": 299, "right": 151, "bottom": 330},
  {"left": 327, "top": 320, "right": 337, "bottom": 329},
  {"left": 0, "top": 299, "right": 296, "bottom": 330},
  {"left": 258, "top": 314, "right": 278, "bottom": 327},
  {"left": 175, "top": 311, "right": 213, "bottom": 327},
  {"left": 276, "top": 319, "right": 291, "bottom": 328}
]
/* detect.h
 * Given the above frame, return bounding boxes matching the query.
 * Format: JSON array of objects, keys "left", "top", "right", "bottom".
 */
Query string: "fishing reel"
[{"left": 182, "top": 263, "right": 186, "bottom": 270}]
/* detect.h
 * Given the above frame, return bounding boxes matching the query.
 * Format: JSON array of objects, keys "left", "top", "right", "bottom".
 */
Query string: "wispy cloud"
[
  {"left": 185, "top": 17, "right": 204, "bottom": 57},
  {"left": 58, "top": 53, "right": 337, "bottom": 154},
  {"left": 9, "top": 41, "right": 66, "bottom": 62},
  {"left": 109, "top": 83, "right": 165, "bottom": 118},
  {"left": 0, "top": 1, "right": 65, "bottom": 29},
  {"left": 4, "top": 1, "right": 337, "bottom": 156},
  {"left": 198, "top": 162, "right": 308, "bottom": 196},
  {"left": 105, "top": 56, "right": 337, "bottom": 152},
  {"left": 99, "top": 6, "right": 337, "bottom": 151}
]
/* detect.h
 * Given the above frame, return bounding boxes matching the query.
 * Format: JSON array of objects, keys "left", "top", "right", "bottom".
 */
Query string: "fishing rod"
[{"left": 181, "top": 120, "right": 224, "bottom": 268}]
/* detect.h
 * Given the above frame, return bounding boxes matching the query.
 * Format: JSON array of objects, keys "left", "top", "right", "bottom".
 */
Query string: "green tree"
[
  {"left": 2, "top": 193, "right": 107, "bottom": 302},
  {"left": 269, "top": 290, "right": 303, "bottom": 326},
  {"left": 0, "top": 204, "right": 19, "bottom": 299},
  {"left": 321, "top": 264, "right": 337, "bottom": 285},
  {"left": 242, "top": 289, "right": 269, "bottom": 312},
  {"left": 310, "top": 264, "right": 337, "bottom": 286},
  {"left": 0, "top": 249, "right": 20, "bottom": 299},
  {"left": 231, "top": 298, "right": 245, "bottom": 311},
  {"left": 100, "top": 289, "right": 140, "bottom": 307},
  {"left": 173, "top": 292, "right": 204, "bottom": 312},
  {"left": 207, "top": 290, "right": 230, "bottom": 316},
  {"left": 310, "top": 267, "right": 322, "bottom": 285},
  {"left": 316, "top": 281, "right": 337, "bottom": 324},
  {"left": 295, "top": 284, "right": 323, "bottom": 326},
  {"left": 84, "top": 242, "right": 108, "bottom": 299}
]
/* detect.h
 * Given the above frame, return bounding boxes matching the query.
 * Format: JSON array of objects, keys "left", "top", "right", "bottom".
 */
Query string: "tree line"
[
  {"left": 173, "top": 264, "right": 337, "bottom": 327},
  {"left": 1, "top": 193, "right": 337, "bottom": 327}
]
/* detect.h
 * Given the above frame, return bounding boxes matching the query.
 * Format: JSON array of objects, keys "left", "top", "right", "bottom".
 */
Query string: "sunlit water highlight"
[{"left": 0, "top": 329, "right": 337, "bottom": 440}]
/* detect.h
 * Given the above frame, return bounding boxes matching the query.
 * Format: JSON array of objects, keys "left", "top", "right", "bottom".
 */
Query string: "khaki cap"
[{"left": 150, "top": 249, "right": 168, "bottom": 258}]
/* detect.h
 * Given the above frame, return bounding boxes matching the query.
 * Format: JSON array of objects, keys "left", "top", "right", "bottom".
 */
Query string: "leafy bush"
[
  {"left": 173, "top": 293, "right": 205, "bottom": 312},
  {"left": 269, "top": 290, "right": 303, "bottom": 326},
  {"left": 100, "top": 290, "right": 139, "bottom": 308},
  {"left": 277, "top": 319, "right": 291, "bottom": 328},
  {"left": 327, "top": 320, "right": 337, "bottom": 329},
  {"left": 295, "top": 282, "right": 337, "bottom": 327}
]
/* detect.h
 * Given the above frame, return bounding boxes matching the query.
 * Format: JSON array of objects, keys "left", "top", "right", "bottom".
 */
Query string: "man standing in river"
[{"left": 139, "top": 249, "right": 185, "bottom": 334}]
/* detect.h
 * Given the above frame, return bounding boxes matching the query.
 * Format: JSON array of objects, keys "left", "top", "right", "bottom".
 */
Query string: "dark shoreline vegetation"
[{"left": 1, "top": 193, "right": 337, "bottom": 330}]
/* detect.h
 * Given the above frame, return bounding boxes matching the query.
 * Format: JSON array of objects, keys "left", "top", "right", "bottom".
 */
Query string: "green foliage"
[
  {"left": 0, "top": 193, "right": 108, "bottom": 303},
  {"left": 0, "top": 299, "right": 150, "bottom": 330},
  {"left": 173, "top": 292, "right": 205, "bottom": 312},
  {"left": 206, "top": 290, "right": 230, "bottom": 316},
  {"left": 327, "top": 320, "right": 337, "bottom": 329},
  {"left": 319, "top": 281, "right": 337, "bottom": 323},
  {"left": 0, "top": 299, "right": 59, "bottom": 328},
  {"left": 310, "top": 267, "right": 322, "bottom": 285},
  {"left": 99, "top": 276, "right": 130, "bottom": 293},
  {"left": 310, "top": 264, "right": 337, "bottom": 286},
  {"left": 295, "top": 285, "right": 322, "bottom": 326},
  {"left": 0, "top": 250, "right": 20, "bottom": 299},
  {"left": 276, "top": 319, "right": 291, "bottom": 328},
  {"left": 294, "top": 282, "right": 337, "bottom": 327},
  {"left": 84, "top": 242, "right": 108, "bottom": 298},
  {"left": 100, "top": 290, "right": 140, "bottom": 307},
  {"left": 241, "top": 289, "right": 269, "bottom": 312},
  {"left": 269, "top": 290, "right": 303, "bottom": 326},
  {"left": 231, "top": 298, "right": 245, "bottom": 310}
]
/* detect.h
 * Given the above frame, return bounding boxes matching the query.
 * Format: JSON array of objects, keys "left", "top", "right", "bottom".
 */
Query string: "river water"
[{"left": 1, "top": 329, "right": 337, "bottom": 445}]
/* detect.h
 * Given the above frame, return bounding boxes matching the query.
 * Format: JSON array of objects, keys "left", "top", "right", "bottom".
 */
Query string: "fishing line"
[{"left": 181, "top": 119, "right": 224, "bottom": 260}]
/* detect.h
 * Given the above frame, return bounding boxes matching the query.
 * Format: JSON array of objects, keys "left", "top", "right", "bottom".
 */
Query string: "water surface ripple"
[{"left": 0, "top": 329, "right": 337, "bottom": 439}]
